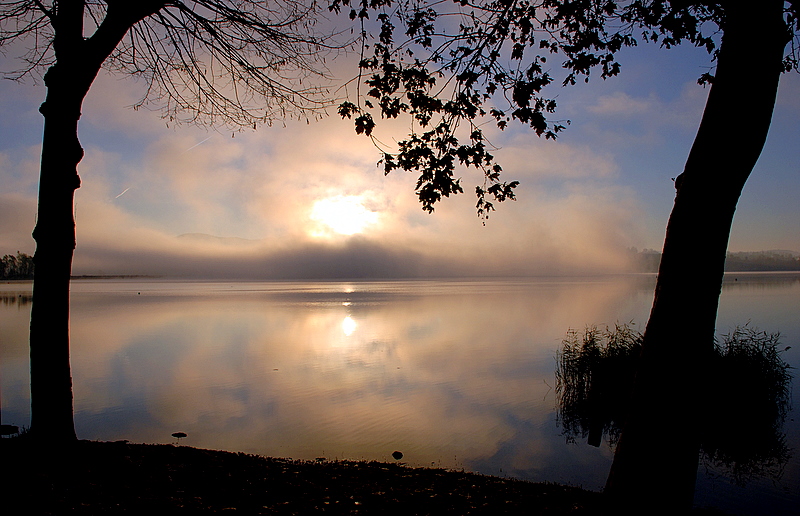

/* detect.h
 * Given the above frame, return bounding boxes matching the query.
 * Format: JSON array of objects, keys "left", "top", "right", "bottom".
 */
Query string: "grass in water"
[{"left": 555, "top": 323, "right": 793, "bottom": 485}]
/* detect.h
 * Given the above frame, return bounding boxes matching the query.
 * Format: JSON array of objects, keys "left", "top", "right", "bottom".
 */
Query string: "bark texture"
[{"left": 604, "top": 1, "right": 789, "bottom": 510}]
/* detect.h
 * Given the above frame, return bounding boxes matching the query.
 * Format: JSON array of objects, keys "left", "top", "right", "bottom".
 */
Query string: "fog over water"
[{"left": 2, "top": 60, "right": 798, "bottom": 278}]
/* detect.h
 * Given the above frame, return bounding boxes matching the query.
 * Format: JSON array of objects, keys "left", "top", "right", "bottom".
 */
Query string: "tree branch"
[{"left": 32, "top": 0, "right": 55, "bottom": 21}]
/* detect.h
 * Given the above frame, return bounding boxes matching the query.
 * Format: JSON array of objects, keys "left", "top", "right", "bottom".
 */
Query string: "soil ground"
[
  {"left": 3, "top": 439, "right": 728, "bottom": 514},
  {"left": 3, "top": 439, "right": 605, "bottom": 514}
]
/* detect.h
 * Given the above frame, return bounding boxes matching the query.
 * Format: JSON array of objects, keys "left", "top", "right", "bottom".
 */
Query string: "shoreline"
[
  {"left": 5, "top": 439, "right": 606, "bottom": 514},
  {"left": 3, "top": 439, "right": 735, "bottom": 514}
]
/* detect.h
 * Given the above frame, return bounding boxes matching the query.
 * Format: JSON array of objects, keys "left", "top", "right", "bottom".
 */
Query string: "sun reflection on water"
[
  {"left": 341, "top": 316, "right": 357, "bottom": 336},
  {"left": 2, "top": 276, "right": 797, "bottom": 515}
]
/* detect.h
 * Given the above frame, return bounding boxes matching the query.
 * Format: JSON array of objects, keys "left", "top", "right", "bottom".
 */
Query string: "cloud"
[
  {"left": 0, "top": 146, "right": 43, "bottom": 195},
  {"left": 2, "top": 58, "right": 655, "bottom": 277},
  {"left": 2, "top": 105, "right": 646, "bottom": 278},
  {"left": 587, "top": 91, "right": 655, "bottom": 116},
  {"left": 63, "top": 154, "right": 645, "bottom": 278},
  {"left": 566, "top": 81, "right": 708, "bottom": 149},
  {"left": 66, "top": 172, "right": 644, "bottom": 279},
  {"left": 776, "top": 72, "right": 800, "bottom": 112},
  {"left": 57, "top": 272, "right": 651, "bottom": 465},
  {"left": 494, "top": 135, "right": 619, "bottom": 181},
  {"left": 0, "top": 193, "right": 36, "bottom": 254}
]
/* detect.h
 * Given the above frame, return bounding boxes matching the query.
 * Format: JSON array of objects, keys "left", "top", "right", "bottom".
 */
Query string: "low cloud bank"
[{"left": 72, "top": 232, "right": 637, "bottom": 280}]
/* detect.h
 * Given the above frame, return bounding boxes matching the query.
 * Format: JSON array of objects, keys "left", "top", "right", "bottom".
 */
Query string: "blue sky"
[{"left": 1, "top": 24, "right": 798, "bottom": 278}]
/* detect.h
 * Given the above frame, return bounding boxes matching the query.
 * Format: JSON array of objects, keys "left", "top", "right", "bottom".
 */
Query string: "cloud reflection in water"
[
  {"left": 1, "top": 275, "right": 798, "bottom": 514},
  {"left": 59, "top": 278, "right": 649, "bottom": 486}
]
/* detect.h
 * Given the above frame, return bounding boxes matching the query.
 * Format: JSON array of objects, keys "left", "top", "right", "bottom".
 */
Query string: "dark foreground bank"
[
  {"left": 3, "top": 439, "right": 729, "bottom": 514},
  {"left": 4, "top": 439, "right": 604, "bottom": 514}
]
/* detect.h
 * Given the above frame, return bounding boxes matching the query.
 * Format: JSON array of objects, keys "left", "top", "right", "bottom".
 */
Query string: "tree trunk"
[
  {"left": 604, "top": 1, "right": 789, "bottom": 511},
  {"left": 29, "top": 63, "right": 91, "bottom": 443},
  {"left": 28, "top": 2, "right": 162, "bottom": 444}
]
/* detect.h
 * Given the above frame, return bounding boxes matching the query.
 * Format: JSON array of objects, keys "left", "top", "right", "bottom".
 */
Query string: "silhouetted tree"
[
  {"left": 333, "top": 0, "right": 798, "bottom": 510},
  {"left": 1, "top": 1, "right": 341, "bottom": 444},
  {"left": 1, "top": 252, "right": 35, "bottom": 279}
]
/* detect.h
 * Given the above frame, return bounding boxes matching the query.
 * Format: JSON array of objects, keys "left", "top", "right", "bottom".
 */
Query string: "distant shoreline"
[
  {"left": 70, "top": 274, "right": 159, "bottom": 280},
  {"left": 2, "top": 270, "right": 800, "bottom": 284}
]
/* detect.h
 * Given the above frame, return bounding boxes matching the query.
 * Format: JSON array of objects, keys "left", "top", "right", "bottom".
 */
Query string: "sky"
[{"left": 1, "top": 15, "right": 798, "bottom": 279}]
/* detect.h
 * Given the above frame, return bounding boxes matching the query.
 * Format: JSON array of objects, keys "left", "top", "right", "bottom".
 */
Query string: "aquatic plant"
[
  {"left": 555, "top": 323, "right": 641, "bottom": 447},
  {"left": 555, "top": 323, "right": 794, "bottom": 485},
  {"left": 701, "top": 326, "right": 793, "bottom": 485}
]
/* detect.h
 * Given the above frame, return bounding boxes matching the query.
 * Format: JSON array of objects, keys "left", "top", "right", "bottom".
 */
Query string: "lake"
[{"left": 2, "top": 274, "right": 798, "bottom": 514}]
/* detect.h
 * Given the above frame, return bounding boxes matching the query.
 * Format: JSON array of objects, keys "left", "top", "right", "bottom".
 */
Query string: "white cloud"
[
  {"left": 587, "top": 91, "right": 655, "bottom": 116},
  {"left": 8, "top": 77, "right": 648, "bottom": 278},
  {"left": 11, "top": 41, "right": 796, "bottom": 276},
  {"left": 495, "top": 134, "right": 619, "bottom": 181},
  {"left": 564, "top": 80, "right": 708, "bottom": 149}
]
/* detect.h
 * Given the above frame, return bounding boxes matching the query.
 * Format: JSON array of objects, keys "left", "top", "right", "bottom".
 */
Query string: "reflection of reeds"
[
  {"left": 702, "top": 326, "right": 793, "bottom": 485},
  {"left": 0, "top": 293, "right": 33, "bottom": 306},
  {"left": 555, "top": 323, "right": 794, "bottom": 485},
  {"left": 555, "top": 324, "right": 641, "bottom": 447}
]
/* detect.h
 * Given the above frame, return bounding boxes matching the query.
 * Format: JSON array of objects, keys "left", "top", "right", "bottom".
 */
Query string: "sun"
[{"left": 310, "top": 195, "right": 379, "bottom": 236}]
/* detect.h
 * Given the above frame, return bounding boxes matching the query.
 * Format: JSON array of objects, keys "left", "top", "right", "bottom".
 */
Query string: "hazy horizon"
[{"left": 2, "top": 27, "right": 798, "bottom": 280}]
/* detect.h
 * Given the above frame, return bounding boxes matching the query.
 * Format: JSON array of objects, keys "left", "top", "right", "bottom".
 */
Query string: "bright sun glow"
[
  {"left": 310, "top": 196, "right": 379, "bottom": 236},
  {"left": 341, "top": 316, "right": 357, "bottom": 336}
]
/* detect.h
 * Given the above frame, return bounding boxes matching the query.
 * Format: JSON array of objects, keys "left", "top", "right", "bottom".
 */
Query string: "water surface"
[{"left": 1, "top": 274, "right": 798, "bottom": 514}]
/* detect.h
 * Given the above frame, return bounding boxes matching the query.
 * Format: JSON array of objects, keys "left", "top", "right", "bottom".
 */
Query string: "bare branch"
[
  {"left": 32, "top": 0, "right": 55, "bottom": 21},
  {"left": 1, "top": 1, "right": 355, "bottom": 125}
]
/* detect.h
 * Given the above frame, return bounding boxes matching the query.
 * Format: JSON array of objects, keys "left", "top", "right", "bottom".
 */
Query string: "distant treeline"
[
  {"left": 630, "top": 248, "right": 800, "bottom": 273},
  {"left": 1, "top": 252, "right": 34, "bottom": 280},
  {"left": 5, "top": 249, "right": 798, "bottom": 278}
]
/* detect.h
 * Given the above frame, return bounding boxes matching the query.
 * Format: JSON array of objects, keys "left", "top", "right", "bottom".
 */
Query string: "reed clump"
[
  {"left": 555, "top": 323, "right": 793, "bottom": 484},
  {"left": 555, "top": 323, "right": 641, "bottom": 447},
  {"left": 702, "top": 326, "right": 793, "bottom": 484}
]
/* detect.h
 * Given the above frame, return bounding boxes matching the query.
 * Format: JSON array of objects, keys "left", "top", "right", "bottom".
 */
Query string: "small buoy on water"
[{"left": 392, "top": 451, "right": 403, "bottom": 460}]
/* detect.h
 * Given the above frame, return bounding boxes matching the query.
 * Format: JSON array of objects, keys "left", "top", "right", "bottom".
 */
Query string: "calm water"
[{"left": 2, "top": 275, "right": 798, "bottom": 514}]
